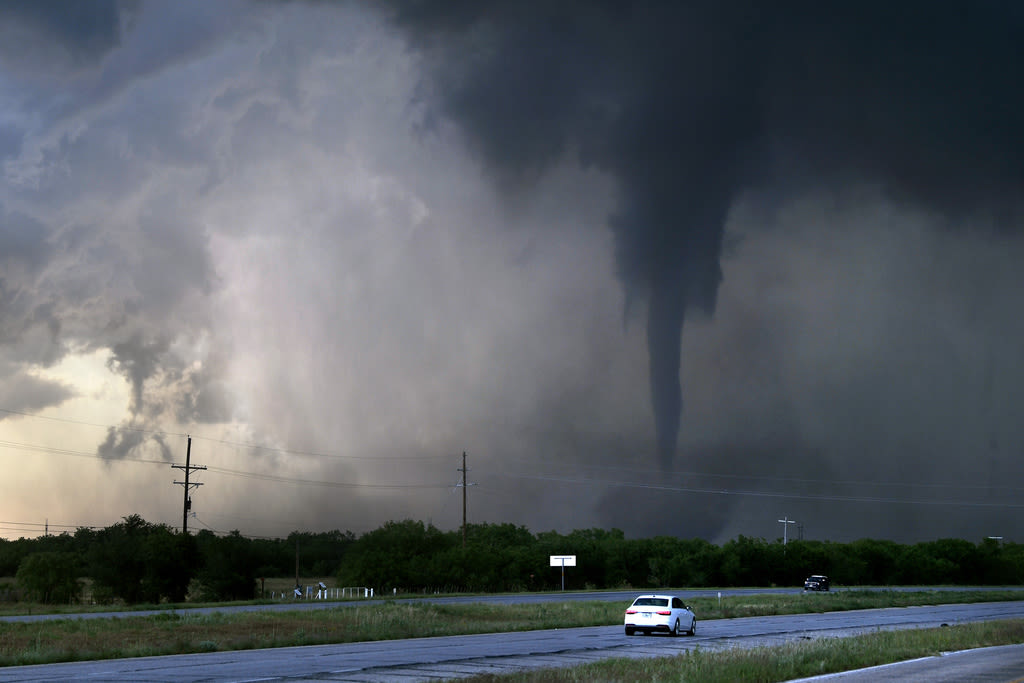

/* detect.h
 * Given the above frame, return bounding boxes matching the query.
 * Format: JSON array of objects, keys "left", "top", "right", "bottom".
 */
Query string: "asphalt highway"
[
  {"left": 2, "top": 598, "right": 1024, "bottom": 681},
  {"left": 790, "top": 643, "right": 1024, "bottom": 682}
]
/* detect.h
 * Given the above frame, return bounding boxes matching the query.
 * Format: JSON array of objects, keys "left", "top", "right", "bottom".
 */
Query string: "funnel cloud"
[{"left": 384, "top": 0, "right": 1024, "bottom": 467}]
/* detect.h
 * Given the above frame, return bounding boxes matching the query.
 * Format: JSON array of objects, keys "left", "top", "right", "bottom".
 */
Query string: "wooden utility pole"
[
  {"left": 172, "top": 436, "right": 207, "bottom": 534},
  {"left": 457, "top": 451, "right": 474, "bottom": 548}
]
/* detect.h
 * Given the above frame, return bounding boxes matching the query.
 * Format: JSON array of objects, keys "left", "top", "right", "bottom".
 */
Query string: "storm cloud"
[
  {"left": 383, "top": 0, "right": 1024, "bottom": 470},
  {"left": 0, "top": 1, "right": 1022, "bottom": 543}
]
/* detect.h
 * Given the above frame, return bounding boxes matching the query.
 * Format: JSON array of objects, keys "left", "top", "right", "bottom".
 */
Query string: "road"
[
  {"left": 3, "top": 585, "right": 1018, "bottom": 623},
  {"left": 2, "top": 599, "right": 1024, "bottom": 681},
  {"left": 791, "top": 643, "right": 1024, "bottom": 682},
  {"left": 0, "top": 587, "right": 734, "bottom": 623}
]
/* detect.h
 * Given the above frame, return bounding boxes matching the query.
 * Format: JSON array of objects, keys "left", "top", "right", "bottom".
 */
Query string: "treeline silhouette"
[{"left": 2, "top": 516, "right": 1021, "bottom": 604}]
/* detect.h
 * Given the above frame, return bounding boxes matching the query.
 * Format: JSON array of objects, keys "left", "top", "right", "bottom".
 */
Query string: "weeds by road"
[{"left": 461, "top": 618, "right": 1024, "bottom": 682}]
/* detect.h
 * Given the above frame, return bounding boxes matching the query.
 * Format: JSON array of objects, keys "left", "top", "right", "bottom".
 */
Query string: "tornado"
[
  {"left": 383, "top": 1, "right": 763, "bottom": 466},
  {"left": 381, "top": 0, "right": 1024, "bottom": 468},
  {"left": 646, "top": 281, "right": 685, "bottom": 468}
]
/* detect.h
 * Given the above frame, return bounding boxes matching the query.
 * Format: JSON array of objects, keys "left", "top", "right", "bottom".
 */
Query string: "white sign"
[{"left": 549, "top": 555, "right": 576, "bottom": 567}]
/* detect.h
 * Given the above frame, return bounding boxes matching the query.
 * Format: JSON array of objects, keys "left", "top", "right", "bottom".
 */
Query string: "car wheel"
[
  {"left": 671, "top": 618, "right": 681, "bottom": 636},
  {"left": 688, "top": 618, "right": 696, "bottom": 636},
  {"left": 625, "top": 627, "right": 634, "bottom": 636}
]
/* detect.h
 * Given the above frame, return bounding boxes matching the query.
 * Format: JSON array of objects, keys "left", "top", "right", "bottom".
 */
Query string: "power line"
[
  {"left": 0, "top": 516, "right": 286, "bottom": 541},
  {"left": 0, "top": 406, "right": 451, "bottom": 462},
  {"left": 189, "top": 436, "right": 452, "bottom": 462},
  {"left": 0, "top": 438, "right": 169, "bottom": 466},
  {"left": 189, "top": 517, "right": 291, "bottom": 540},
  {"left": 496, "top": 454, "right": 1024, "bottom": 495},
  {"left": 0, "top": 407, "right": 164, "bottom": 434},
  {"left": 0, "top": 520, "right": 103, "bottom": 532},
  {"left": 6, "top": 406, "right": 1021, "bottom": 518},
  {"left": 201, "top": 509, "right": 300, "bottom": 526},
  {"left": 4, "top": 428, "right": 1020, "bottom": 507},
  {"left": 8, "top": 405, "right": 1016, "bottom": 495},
  {"left": 206, "top": 465, "right": 452, "bottom": 489},
  {"left": 0, "top": 438, "right": 453, "bottom": 490},
  {"left": 490, "top": 472, "right": 1024, "bottom": 510},
  {"left": 0, "top": 519, "right": 173, "bottom": 537}
]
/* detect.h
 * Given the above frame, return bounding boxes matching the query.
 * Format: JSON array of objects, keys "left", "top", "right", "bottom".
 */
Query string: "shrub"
[{"left": 16, "top": 552, "right": 82, "bottom": 604}]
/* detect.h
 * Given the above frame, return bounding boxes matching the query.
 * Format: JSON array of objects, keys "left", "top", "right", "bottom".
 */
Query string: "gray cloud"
[
  {"left": 97, "top": 422, "right": 174, "bottom": 461},
  {"left": 107, "top": 333, "right": 170, "bottom": 416},
  {"left": 0, "top": 205, "right": 64, "bottom": 370},
  {"left": 0, "top": 369, "right": 74, "bottom": 418},
  {"left": 0, "top": 1, "right": 1021, "bottom": 543},
  {"left": 0, "top": 0, "right": 134, "bottom": 75},
  {"left": 0, "top": 1, "right": 234, "bottom": 463},
  {"left": 0, "top": 203, "right": 53, "bottom": 278},
  {"left": 381, "top": 0, "right": 1024, "bottom": 473}
]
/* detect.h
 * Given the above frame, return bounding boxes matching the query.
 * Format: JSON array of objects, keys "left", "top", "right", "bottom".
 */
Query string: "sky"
[{"left": 1, "top": 0, "right": 1022, "bottom": 545}]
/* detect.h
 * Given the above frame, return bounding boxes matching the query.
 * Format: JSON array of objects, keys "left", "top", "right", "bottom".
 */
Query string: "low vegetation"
[
  {"left": 1, "top": 589, "right": 1022, "bottom": 667},
  {"left": 461, "top": 619, "right": 1024, "bottom": 683},
  {"left": 4, "top": 517, "right": 1024, "bottom": 605}
]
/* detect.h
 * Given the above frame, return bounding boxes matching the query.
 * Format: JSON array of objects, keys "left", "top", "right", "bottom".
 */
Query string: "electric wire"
[{"left": 490, "top": 472, "right": 1024, "bottom": 509}]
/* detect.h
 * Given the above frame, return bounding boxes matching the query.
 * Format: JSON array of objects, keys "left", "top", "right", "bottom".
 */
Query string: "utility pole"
[
  {"left": 172, "top": 436, "right": 207, "bottom": 534},
  {"left": 456, "top": 452, "right": 475, "bottom": 548},
  {"left": 778, "top": 517, "right": 798, "bottom": 546}
]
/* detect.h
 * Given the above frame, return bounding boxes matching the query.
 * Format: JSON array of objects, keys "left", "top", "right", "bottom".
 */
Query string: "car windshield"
[{"left": 632, "top": 598, "right": 669, "bottom": 607}]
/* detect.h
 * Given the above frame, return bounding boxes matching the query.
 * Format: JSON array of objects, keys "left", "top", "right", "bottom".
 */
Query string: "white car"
[{"left": 624, "top": 594, "right": 696, "bottom": 636}]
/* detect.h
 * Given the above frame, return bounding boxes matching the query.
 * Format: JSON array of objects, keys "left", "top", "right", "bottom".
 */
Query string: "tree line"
[{"left": 2, "top": 516, "right": 1021, "bottom": 604}]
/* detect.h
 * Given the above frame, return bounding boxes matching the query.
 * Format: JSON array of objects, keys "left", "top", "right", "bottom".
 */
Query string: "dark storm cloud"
[
  {"left": 382, "top": 0, "right": 1024, "bottom": 468},
  {"left": 0, "top": 123, "right": 21, "bottom": 161},
  {"left": 3, "top": 0, "right": 1021, "bottom": 542},
  {"left": 0, "top": 370, "right": 74, "bottom": 418},
  {"left": 0, "top": 205, "right": 65, "bottom": 368},
  {"left": 2, "top": 0, "right": 256, "bottom": 192},
  {"left": 107, "top": 334, "right": 174, "bottom": 418},
  {"left": 97, "top": 422, "right": 169, "bottom": 461},
  {"left": 0, "top": 0, "right": 134, "bottom": 73},
  {"left": 759, "top": 2, "right": 1023, "bottom": 220},
  {"left": 1, "top": 0, "right": 243, "bottom": 460},
  {"left": 0, "top": 203, "right": 52, "bottom": 274}
]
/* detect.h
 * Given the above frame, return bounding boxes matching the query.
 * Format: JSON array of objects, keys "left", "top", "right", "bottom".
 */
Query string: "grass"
[
  {"left": 683, "top": 588, "right": 1024, "bottom": 618},
  {"left": 459, "top": 619, "right": 1024, "bottom": 682},
  {"left": 0, "top": 576, "right": 338, "bottom": 617},
  {"left": 0, "top": 589, "right": 1022, "bottom": 668},
  {"left": 0, "top": 600, "right": 616, "bottom": 666}
]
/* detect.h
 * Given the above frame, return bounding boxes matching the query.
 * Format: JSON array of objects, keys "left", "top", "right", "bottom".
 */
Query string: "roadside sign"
[{"left": 549, "top": 555, "right": 576, "bottom": 590}]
